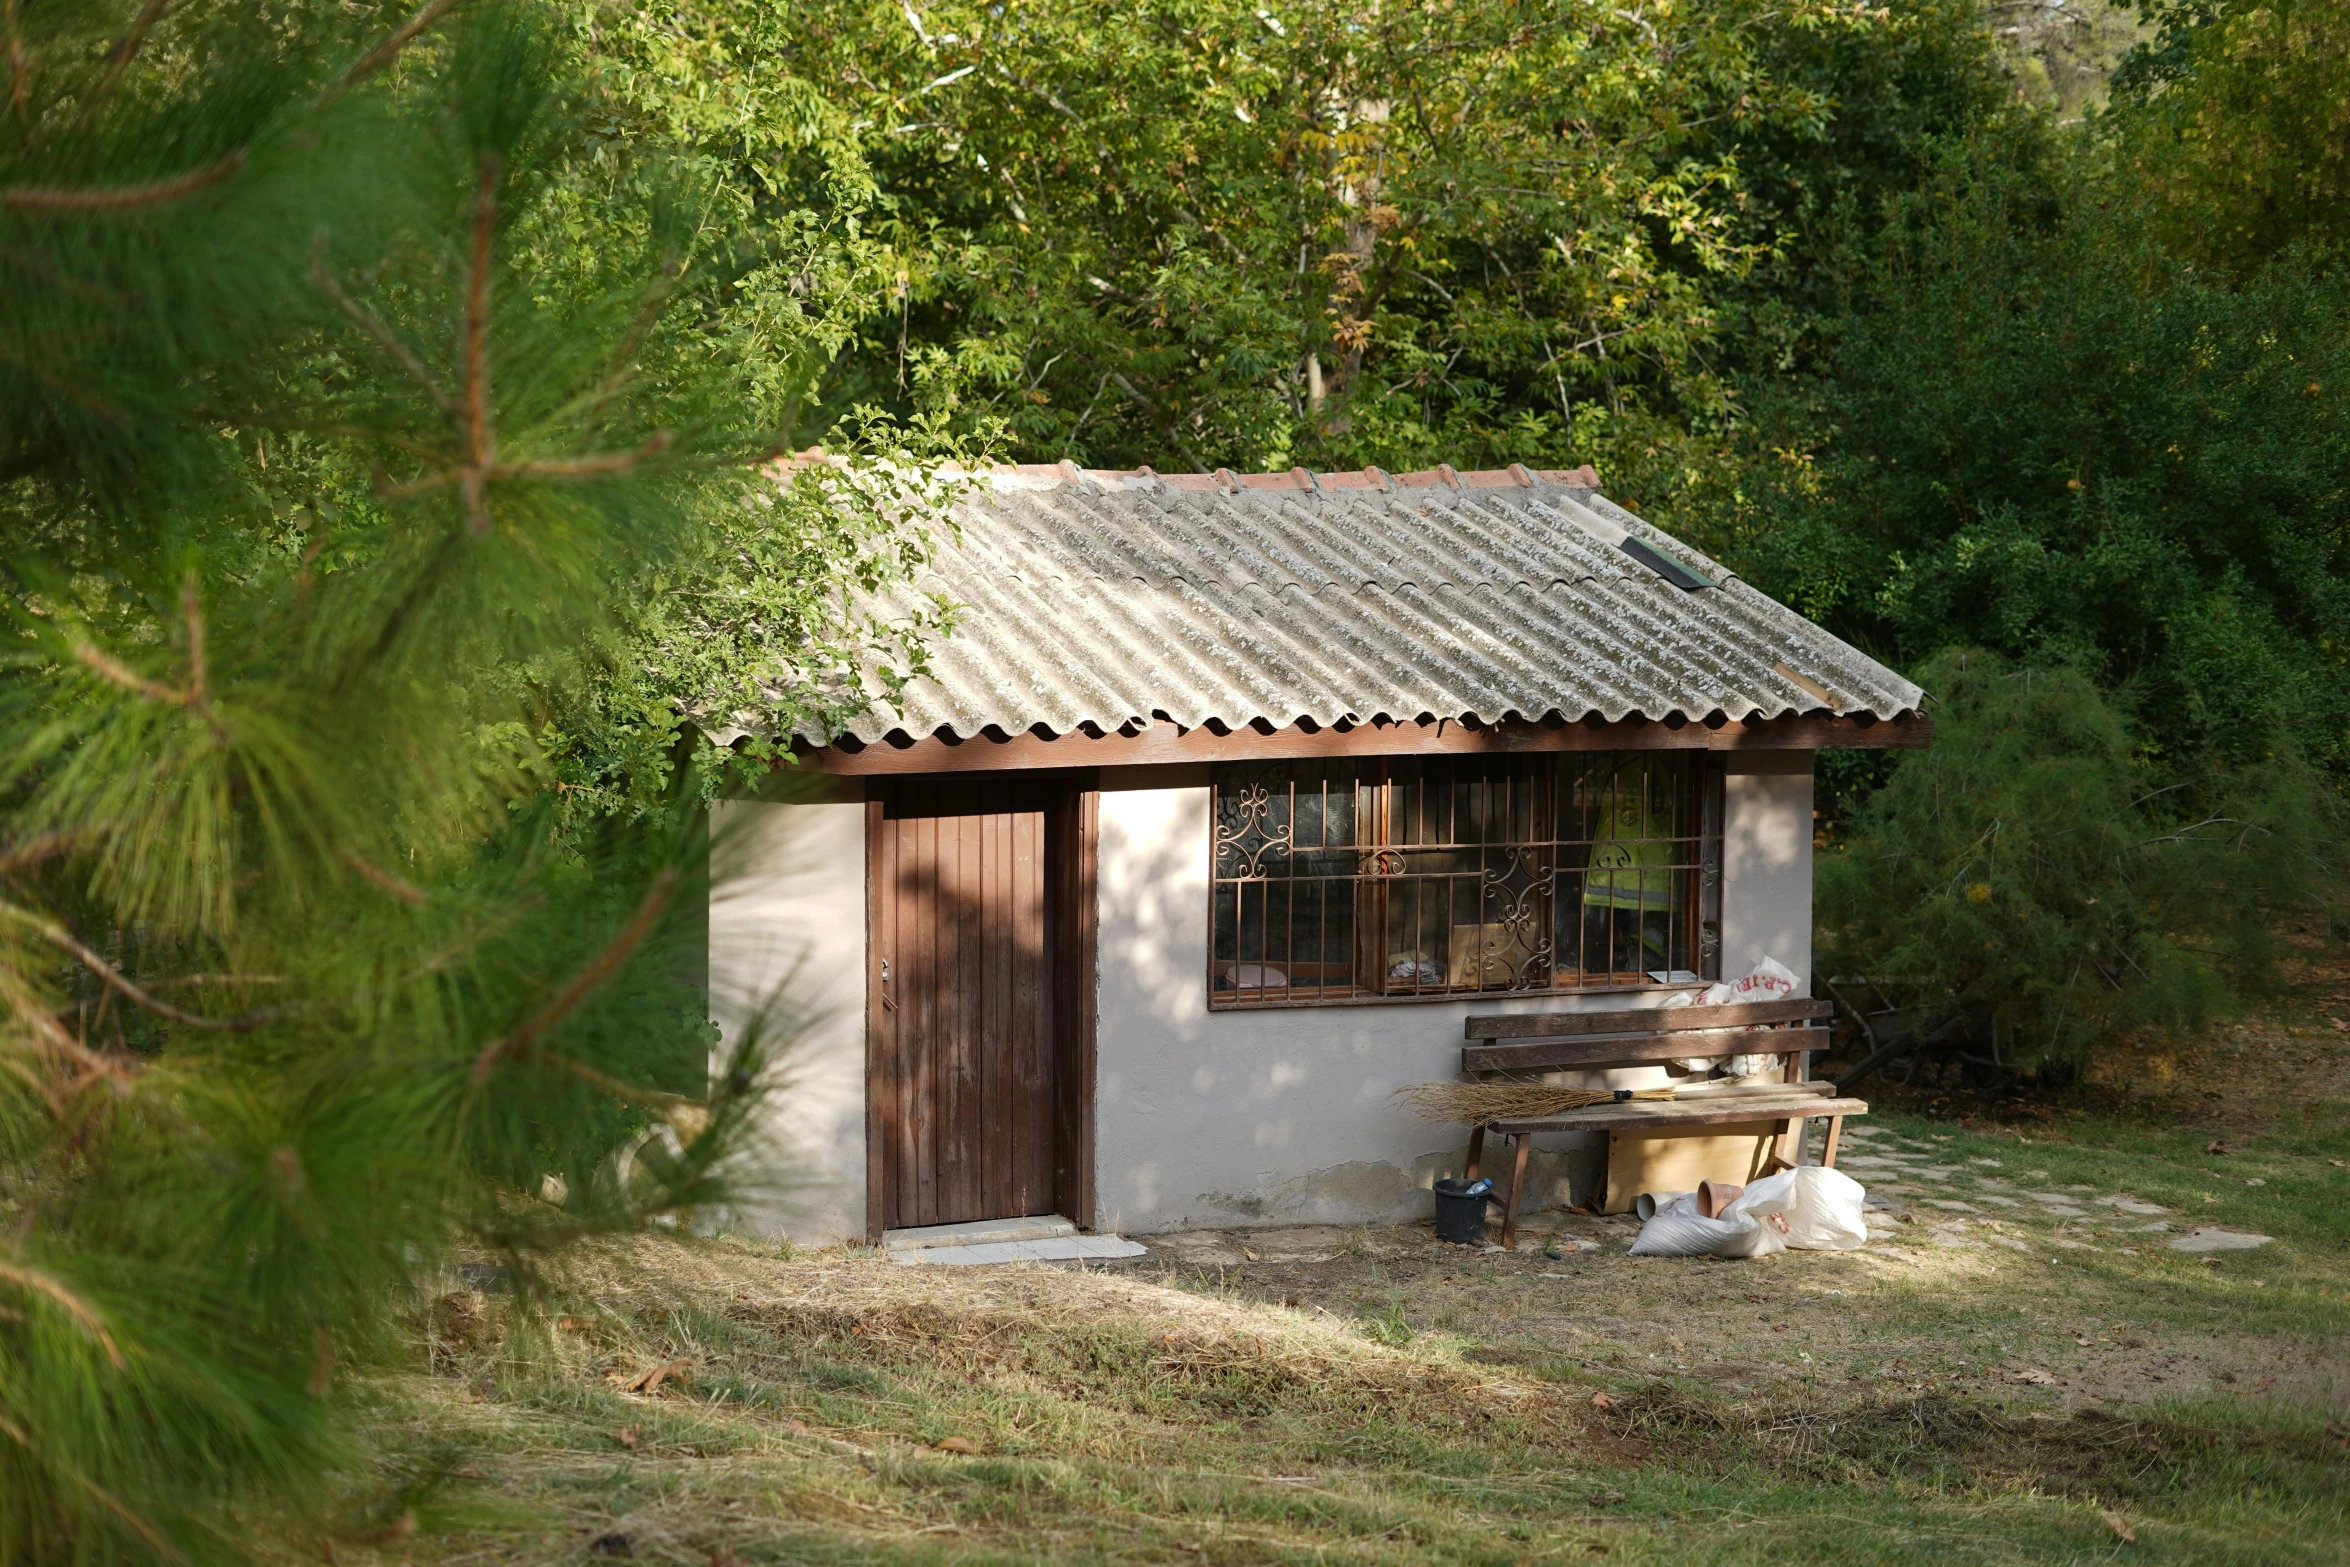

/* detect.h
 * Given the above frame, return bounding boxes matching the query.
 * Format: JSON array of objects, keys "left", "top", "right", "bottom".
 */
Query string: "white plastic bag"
[
  {"left": 1736, "top": 1166, "right": 1870, "bottom": 1251},
  {"left": 1665, "top": 956, "right": 1804, "bottom": 1073},
  {"left": 1628, "top": 1167, "right": 1867, "bottom": 1258},
  {"left": 1727, "top": 955, "right": 1802, "bottom": 1004},
  {"left": 1628, "top": 1197, "right": 1789, "bottom": 1258}
]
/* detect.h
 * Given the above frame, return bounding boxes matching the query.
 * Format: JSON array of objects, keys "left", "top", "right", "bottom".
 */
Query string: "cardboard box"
[
  {"left": 1603, "top": 1123, "right": 1779, "bottom": 1214},
  {"left": 1447, "top": 921, "right": 1538, "bottom": 987}
]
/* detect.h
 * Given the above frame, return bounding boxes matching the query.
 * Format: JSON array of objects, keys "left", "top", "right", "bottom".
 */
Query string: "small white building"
[{"left": 706, "top": 462, "right": 1926, "bottom": 1245}]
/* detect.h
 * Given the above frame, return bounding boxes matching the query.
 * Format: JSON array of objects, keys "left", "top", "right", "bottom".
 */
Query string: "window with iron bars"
[{"left": 1210, "top": 752, "right": 1723, "bottom": 1006}]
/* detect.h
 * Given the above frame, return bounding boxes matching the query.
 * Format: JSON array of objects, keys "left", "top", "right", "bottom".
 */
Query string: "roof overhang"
[{"left": 791, "top": 710, "right": 1931, "bottom": 776}]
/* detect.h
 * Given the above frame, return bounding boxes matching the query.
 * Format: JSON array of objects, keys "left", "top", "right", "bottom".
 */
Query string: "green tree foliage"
[
  {"left": 574, "top": 0, "right": 2348, "bottom": 1067},
  {"left": 586, "top": 0, "right": 2008, "bottom": 483},
  {"left": 0, "top": 4, "right": 924, "bottom": 1555},
  {"left": 2110, "top": 0, "right": 2350, "bottom": 269},
  {"left": 1712, "top": 141, "right": 2350, "bottom": 768},
  {"left": 1818, "top": 651, "right": 2340, "bottom": 1073}
]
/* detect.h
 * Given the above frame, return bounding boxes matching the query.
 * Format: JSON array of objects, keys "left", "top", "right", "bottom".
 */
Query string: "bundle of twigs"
[{"left": 1392, "top": 1080, "right": 1679, "bottom": 1123}]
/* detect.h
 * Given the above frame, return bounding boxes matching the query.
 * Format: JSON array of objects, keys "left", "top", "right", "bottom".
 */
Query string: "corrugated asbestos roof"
[{"left": 777, "top": 461, "right": 1923, "bottom": 747}]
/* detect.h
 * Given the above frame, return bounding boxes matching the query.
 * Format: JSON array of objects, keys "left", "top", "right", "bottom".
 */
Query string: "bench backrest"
[{"left": 1461, "top": 998, "right": 1832, "bottom": 1074}]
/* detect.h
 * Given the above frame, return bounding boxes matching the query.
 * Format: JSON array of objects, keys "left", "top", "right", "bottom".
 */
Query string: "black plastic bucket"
[{"left": 1432, "top": 1177, "right": 1495, "bottom": 1244}]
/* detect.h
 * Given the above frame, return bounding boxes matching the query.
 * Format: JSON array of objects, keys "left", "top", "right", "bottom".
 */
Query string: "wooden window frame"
[{"left": 1207, "top": 752, "right": 1725, "bottom": 1011}]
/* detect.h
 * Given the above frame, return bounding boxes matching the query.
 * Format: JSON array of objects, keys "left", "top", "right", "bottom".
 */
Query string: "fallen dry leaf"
[
  {"left": 616, "top": 1425, "right": 639, "bottom": 1450},
  {"left": 2010, "top": 1367, "right": 2057, "bottom": 1386},
  {"left": 1590, "top": 1391, "right": 1617, "bottom": 1408},
  {"left": 934, "top": 1435, "right": 982, "bottom": 1455},
  {"left": 614, "top": 1358, "right": 694, "bottom": 1395},
  {"left": 2102, "top": 1510, "right": 2137, "bottom": 1543},
  {"left": 2206, "top": 1140, "right": 2228, "bottom": 1156}
]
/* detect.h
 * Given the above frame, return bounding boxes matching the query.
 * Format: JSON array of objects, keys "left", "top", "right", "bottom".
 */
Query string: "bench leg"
[
  {"left": 1765, "top": 1117, "right": 1800, "bottom": 1174},
  {"left": 1822, "top": 1115, "right": 1844, "bottom": 1169},
  {"left": 1465, "top": 1123, "right": 1487, "bottom": 1183},
  {"left": 1499, "top": 1134, "right": 1531, "bottom": 1250}
]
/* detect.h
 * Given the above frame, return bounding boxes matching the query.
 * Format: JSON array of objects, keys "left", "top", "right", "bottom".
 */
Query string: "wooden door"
[{"left": 869, "top": 779, "right": 1058, "bottom": 1230}]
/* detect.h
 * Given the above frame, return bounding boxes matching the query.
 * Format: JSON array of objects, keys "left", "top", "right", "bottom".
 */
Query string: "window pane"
[{"left": 1211, "top": 751, "right": 1707, "bottom": 1007}]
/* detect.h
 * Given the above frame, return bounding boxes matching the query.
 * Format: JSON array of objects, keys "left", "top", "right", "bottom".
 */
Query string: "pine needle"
[{"left": 0, "top": 1261, "right": 123, "bottom": 1366}]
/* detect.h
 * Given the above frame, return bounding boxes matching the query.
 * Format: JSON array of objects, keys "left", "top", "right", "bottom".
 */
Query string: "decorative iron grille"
[{"left": 1210, "top": 753, "right": 1721, "bottom": 1007}]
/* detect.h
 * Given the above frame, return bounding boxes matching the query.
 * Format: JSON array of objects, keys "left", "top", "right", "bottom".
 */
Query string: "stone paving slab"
[{"left": 889, "top": 1235, "right": 1150, "bottom": 1267}]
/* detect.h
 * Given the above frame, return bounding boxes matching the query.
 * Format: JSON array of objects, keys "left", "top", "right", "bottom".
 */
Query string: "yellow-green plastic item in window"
[{"left": 1583, "top": 759, "right": 1682, "bottom": 911}]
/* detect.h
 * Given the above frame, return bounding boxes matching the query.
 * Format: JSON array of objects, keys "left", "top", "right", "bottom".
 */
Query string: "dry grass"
[
  {"left": 305, "top": 1165, "right": 2350, "bottom": 1567},
  {"left": 561, "top": 1234, "right": 1575, "bottom": 1433},
  {"left": 294, "top": 945, "right": 2350, "bottom": 1565}
]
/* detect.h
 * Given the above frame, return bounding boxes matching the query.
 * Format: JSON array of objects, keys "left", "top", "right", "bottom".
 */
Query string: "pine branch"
[
  {"left": 521, "top": 1046, "right": 704, "bottom": 1124},
  {"left": 377, "top": 434, "right": 677, "bottom": 500},
  {"left": 232, "top": 414, "right": 443, "bottom": 461},
  {"left": 460, "top": 151, "right": 498, "bottom": 535},
  {"left": 564, "top": 257, "right": 681, "bottom": 426},
  {"left": 339, "top": 0, "right": 469, "bottom": 90},
  {"left": 0, "top": 336, "right": 127, "bottom": 423},
  {"left": 0, "top": 149, "right": 246, "bottom": 212},
  {"left": 403, "top": 893, "right": 541, "bottom": 981},
  {"left": 0, "top": 1260, "right": 123, "bottom": 1366},
  {"left": 0, "top": 830, "right": 76, "bottom": 877},
  {"left": 70, "top": 642, "right": 184, "bottom": 705},
  {"left": 309, "top": 243, "right": 462, "bottom": 419},
  {"left": 499, "top": 431, "right": 675, "bottom": 481},
  {"left": 144, "top": 972, "right": 283, "bottom": 991},
  {"left": 0, "top": 955, "right": 117, "bottom": 1095},
  {"left": 18, "top": 914, "right": 286, "bottom": 1033},
  {"left": 467, "top": 868, "right": 678, "bottom": 1090},
  {"left": 75, "top": 0, "right": 172, "bottom": 130},
  {"left": 346, "top": 852, "right": 427, "bottom": 906},
  {"left": 370, "top": 464, "right": 459, "bottom": 502},
  {"left": 176, "top": 573, "right": 211, "bottom": 720},
  {"left": 0, "top": 1409, "right": 182, "bottom": 1564},
  {"left": 3, "top": 0, "right": 29, "bottom": 142},
  {"left": 2, "top": 242, "right": 140, "bottom": 304},
  {"left": 69, "top": 576, "right": 228, "bottom": 742}
]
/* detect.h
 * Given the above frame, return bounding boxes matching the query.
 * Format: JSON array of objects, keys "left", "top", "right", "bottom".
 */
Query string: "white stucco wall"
[
  {"left": 1722, "top": 753, "right": 1814, "bottom": 989},
  {"left": 704, "top": 752, "right": 1818, "bottom": 1242},
  {"left": 708, "top": 797, "right": 867, "bottom": 1245},
  {"left": 1089, "top": 756, "right": 1817, "bottom": 1234}
]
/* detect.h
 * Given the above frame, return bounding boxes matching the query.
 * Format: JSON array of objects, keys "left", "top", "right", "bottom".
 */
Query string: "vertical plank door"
[{"left": 870, "top": 779, "right": 1057, "bottom": 1229}]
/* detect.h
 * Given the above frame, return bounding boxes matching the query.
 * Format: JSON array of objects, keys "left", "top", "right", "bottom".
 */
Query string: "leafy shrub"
[{"left": 1817, "top": 649, "right": 2342, "bottom": 1070}]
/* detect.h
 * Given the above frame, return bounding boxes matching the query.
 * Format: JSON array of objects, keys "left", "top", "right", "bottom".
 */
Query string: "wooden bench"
[{"left": 1458, "top": 999, "right": 1866, "bottom": 1247}]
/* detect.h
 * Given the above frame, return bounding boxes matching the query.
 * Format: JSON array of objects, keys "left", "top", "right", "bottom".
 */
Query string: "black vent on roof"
[{"left": 1619, "top": 536, "right": 1713, "bottom": 591}]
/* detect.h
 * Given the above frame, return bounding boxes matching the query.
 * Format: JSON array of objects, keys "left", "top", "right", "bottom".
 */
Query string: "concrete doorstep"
[{"left": 882, "top": 1216, "right": 1149, "bottom": 1267}]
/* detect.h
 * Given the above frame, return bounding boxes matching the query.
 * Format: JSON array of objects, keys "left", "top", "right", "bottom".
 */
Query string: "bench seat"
[
  {"left": 1455, "top": 997, "right": 1865, "bottom": 1247},
  {"left": 1485, "top": 1088, "right": 1867, "bottom": 1137}
]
